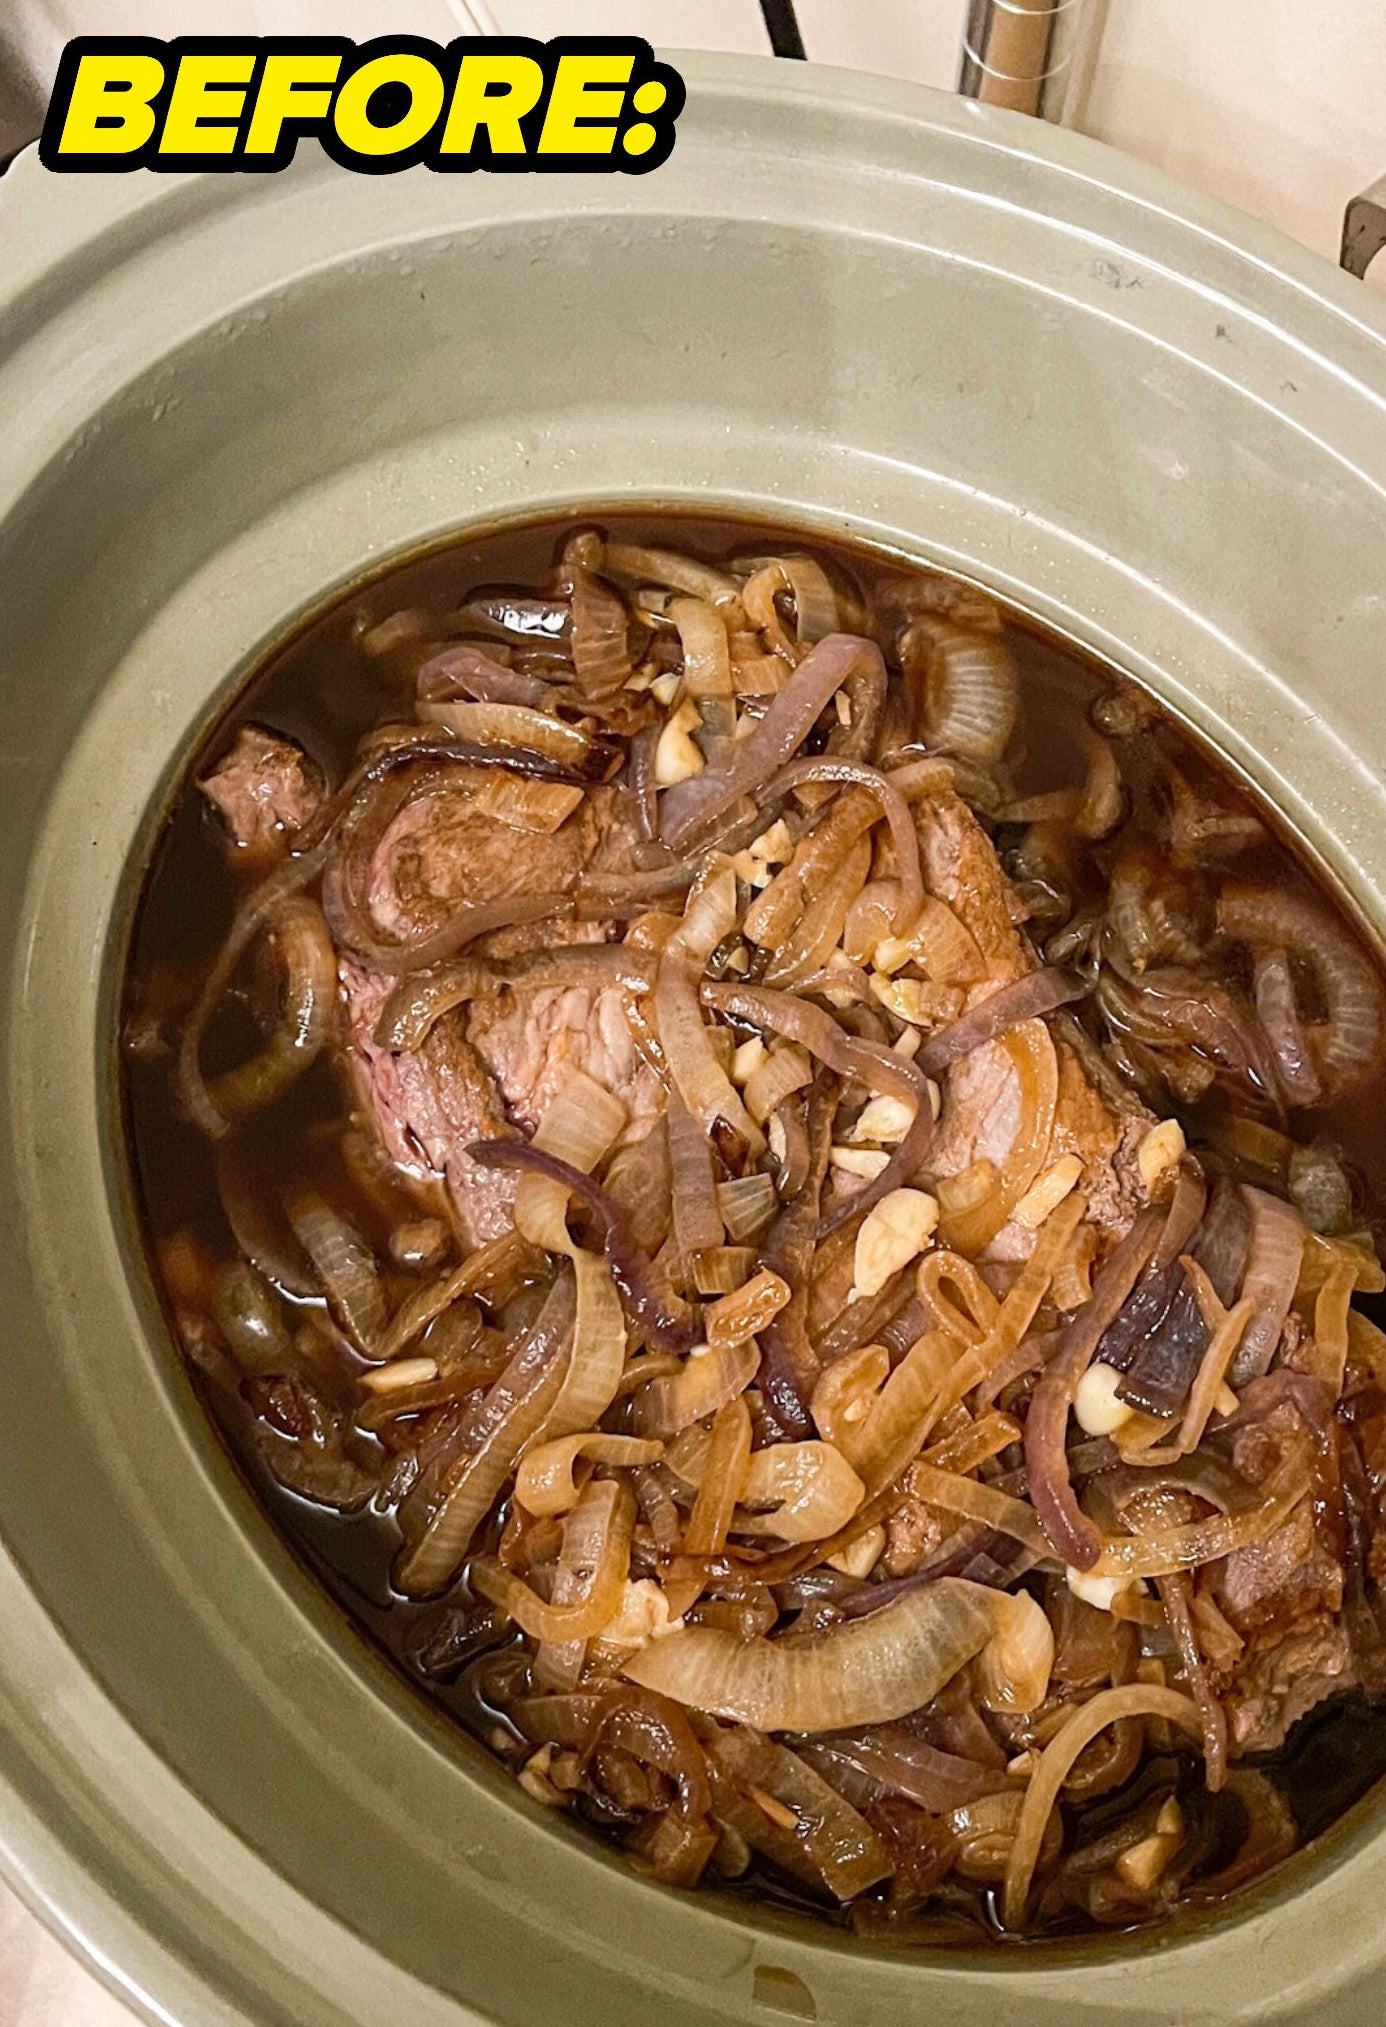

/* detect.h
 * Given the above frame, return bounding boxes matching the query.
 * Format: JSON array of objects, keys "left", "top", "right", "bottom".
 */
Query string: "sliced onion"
[
  {"left": 656, "top": 947, "right": 766, "bottom": 1159},
  {"left": 622, "top": 1576, "right": 997, "bottom": 1731},
  {"left": 764, "top": 835, "right": 872, "bottom": 989},
  {"left": 905, "top": 1465, "right": 1053, "bottom": 1561},
  {"left": 810, "top": 1345, "right": 890, "bottom": 1449},
  {"left": 286, "top": 1193, "right": 386, "bottom": 1356},
  {"left": 1024, "top": 1208, "right": 1163, "bottom": 1571},
  {"left": 670, "top": 596, "right": 735, "bottom": 749},
  {"left": 910, "top": 622, "right": 1018, "bottom": 761},
  {"left": 515, "top": 1433, "right": 664, "bottom": 1517},
  {"left": 659, "top": 633, "right": 886, "bottom": 850},
  {"left": 603, "top": 542, "right": 742, "bottom": 607},
  {"left": 970, "top": 1585, "right": 1054, "bottom": 1714},
  {"left": 470, "top": 1140, "right": 695, "bottom": 1357},
  {"left": 184, "top": 898, "right": 337, "bottom": 1136},
  {"left": 415, "top": 642, "right": 551, "bottom": 710},
  {"left": 705, "top": 1268, "right": 790, "bottom": 1355},
  {"left": 744, "top": 1044, "right": 813, "bottom": 1127},
  {"left": 1229, "top": 1186, "right": 1307, "bottom": 1386},
  {"left": 702, "top": 982, "right": 934, "bottom": 1238},
  {"left": 472, "top": 1477, "right": 634, "bottom": 1641},
  {"left": 210, "top": 1259, "right": 292, "bottom": 1375},
  {"left": 1091, "top": 1450, "right": 1311, "bottom": 1578},
  {"left": 566, "top": 564, "right": 632, "bottom": 695},
  {"left": 736, "top": 1441, "right": 865, "bottom": 1543},
  {"left": 376, "top": 1230, "right": 539, "bottom": 1363},
  {"left": 808, "top": 1729, "right": 1008, "bottom": 1814},
  {"left": 416, "top": 699, "right": 612, "bottom": 776},
  {"left": 741, "top": 556, "right": 839, "bottom": 663},
  {"left": 1219, "top": 886, "right": 1385, "bottom": 1096},
  {"left": 394, "top": 1275, "right": 574, "bottom": 1596},
  {"left": 916, "top": 968, "right": 1087, "bottom": 1077},
  {"left": 935, "top": 1193, "right": 1087, "bottom": 1413},
  {"left": 835, "top": 1329, "right": 956, "bottom": 1492},
  {"left": 1001, "top": 1685, "right": 1201, "bottom": 1928},
  {"left": 635, "top": 1342, "right": 759, "bottom": 1440},
  {"left": 1253, "top": 947, "right": 1323, "bottom": 1108},
  {"left": 939, "top": 1020, "right": 1060, "bottom": 1256},
  {"left": 717, "top": 1173, "right": 779, "bottom": 1242},
  {"left": 703, "top": 1727, "right": 891, "bottom": 1902},
  {"left": 663, "top": 1395, "right": 754, "bottom": 1620},
  {"left": 667, "top": 1090, "right": 723, "bottom": 1261},
  {"left": 757, "top": 758, "right": 925, "bottom": 936}
]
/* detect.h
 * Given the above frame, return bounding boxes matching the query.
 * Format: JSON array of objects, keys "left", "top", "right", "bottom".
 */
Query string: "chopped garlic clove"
[
  {"left": 846, "top": 1094, "right": 917, "bottom": 1145},
  {"left": 1011, "top": 1153, "right": 1084, "bottom": 1230},
  {"left": 750, "top": 818, "right": 792, "bottom": 864},
  {"left": 1138, "top": 1118, "right": 1187, "bottom": 1192},
  {"left": 650, "top": 670, "right": 683, "bottom": 708},
  {"left": 1066, "top": 1567, "right": 1141, "bottom": 1613},
  {"left": 893, "top": 1027, "right": 922, "bottom": 1060},
  {"left": 654, "top": 698, "right": 704, "bottom": 785},
  {"left": 827, "top": 1523, "right": 886, "bottom": 1579},
  {"left": 596, "top": 1579, "right": 680, "bottom": 1651},
  {"left": 361, "top": 1355, "right": 440, "bottom": 1394},
  {"left": 1074, "top": 1359, "right": 1134, "bottom": 1436},
  {"left": 830, "top": 1146, "right": 892, "bottom": 1181},
  {"left": 732, "top": 1035, "right": 767, "bottom": 1086},
  {"left": 853, "top": 1187, "right": 940, "bottom": 1298}
]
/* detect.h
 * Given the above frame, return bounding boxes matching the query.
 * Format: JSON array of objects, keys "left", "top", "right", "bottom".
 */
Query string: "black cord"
[{"left": 759, "top": 0, "right": 807, "bottom": 60}]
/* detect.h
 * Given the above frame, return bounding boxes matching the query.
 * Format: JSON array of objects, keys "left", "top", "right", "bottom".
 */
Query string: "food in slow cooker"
[{"left": 124, "top": 516, "right": 1386, "bottom": 1941}]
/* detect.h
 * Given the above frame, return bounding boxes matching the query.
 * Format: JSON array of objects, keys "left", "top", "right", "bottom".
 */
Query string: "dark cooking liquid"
[{"left": 122, "top": 512, "right": 1386, "bottom": 1942}]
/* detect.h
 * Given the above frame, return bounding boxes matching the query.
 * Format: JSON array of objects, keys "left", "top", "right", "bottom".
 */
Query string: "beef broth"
[{"left": 123, "top": 512, "right": 1386, "bottom": 1943}]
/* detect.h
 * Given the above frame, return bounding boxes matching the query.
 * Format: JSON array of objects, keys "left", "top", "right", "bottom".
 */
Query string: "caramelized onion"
[
  {"left": 394, "top": 1275, "right": 573, "bottom": 1596},
  {"left": 757, "top": 758, "right": 925, "bottom": 936},
  {"left": 1229, "top": 1187, "right": 1307, "bottom": 1386},
  {"left": 1002, "top": 1685, "right": 1200, "bottom": 1927},
  {"left": 1025, "top": 1209, "right": 1163, "bottom": 1570},
  {"left": 623, "top": 1578, "right": 997, "bottom": 1732},
  {"left": 1219, "top": 886, "right": 1385, "bottom": 1096},
  {"left": 659, "top": 633, "right": 887, "bottom": 850},
  {"left": 473, "top": 1478, "right": 635, "bottom": 1641},
  {"left": 916, "top": 969, "right": 1087, "bottom": 1077},
  {"left": 515, "top": 1434, "right": 664, "bottom": 1517}
]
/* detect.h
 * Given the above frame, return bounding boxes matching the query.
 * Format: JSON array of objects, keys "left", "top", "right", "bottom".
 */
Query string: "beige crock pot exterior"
[{"left": 2, "top": 51, "right": 1385, "bottom": 2027}]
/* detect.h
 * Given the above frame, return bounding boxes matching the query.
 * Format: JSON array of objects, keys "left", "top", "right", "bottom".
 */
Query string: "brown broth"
[{"left": 122, "top": 511, "right": 1386, "bottom": 1942}]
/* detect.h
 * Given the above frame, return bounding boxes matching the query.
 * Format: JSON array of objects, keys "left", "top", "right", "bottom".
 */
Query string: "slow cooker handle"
[{"left": 1341, "top": 174, "right": 1386, "bottom": 278}]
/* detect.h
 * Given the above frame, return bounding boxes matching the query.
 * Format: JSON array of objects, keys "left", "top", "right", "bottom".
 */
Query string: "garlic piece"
[
  {"left": 1074, "top": 1360, "right": 1134, "bottom": 1436},
  {"left": 830, "top": 1146, "right": 892, "bottom": 1181},
  {"left": 361, "top": 1355, "right": 439, "bottom": 1394},
  {"left": 847, "top": 1094, "right": 917, "bottom": 1146},
  {"left": 1138, "top": 1118, "right": 1187, "bottom": 1192},
  {"left": 1066, "top": 1567, "right": 1139, "bottom": 1614},
  {"left": 650, "top": 670, "right": 683, "bottom": 708},
  {"left": 827, "top": 1523, "right": 886, "bottom": 1579},
  {"left": 1011, "top": 1153, "right": 1084, "bottom": 1230},
  {"left": 731, "top": 1036, "right": 767, "bottom": 1086},
  {"left": 750, "top": 818, "right": 792, "bottom": 865},
  {"left": 853, "top": 1187, "right": 940, "bottom": 1299},
  {"left": 1115, "top": 1798, "right": 1185, "bottom": 1889},
  {"left": 654, "top": 698, "right": 704, "bottom": 786},
  {"left": 596, "top": 1578, "right": 678, "bottom": 1650}
]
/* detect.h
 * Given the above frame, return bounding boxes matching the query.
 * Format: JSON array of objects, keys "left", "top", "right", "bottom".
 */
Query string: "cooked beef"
[
  {"left": 920, "top": 787, "right": 1151, "bottom": 1259},
  {"left": 340, "top": 778, "right": 660, "bottom": 1247},
  {"left": 200, "top": 725, "right": 323, "bottom": 859},
  {"left": 1211, "top": 1391, "right": 1354, "bottom": 1753}
]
